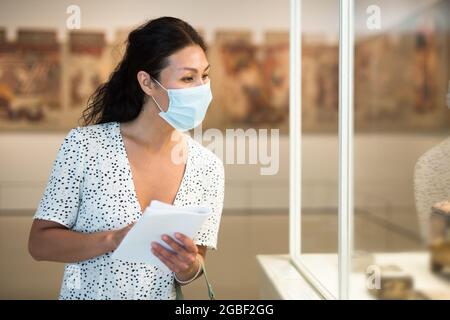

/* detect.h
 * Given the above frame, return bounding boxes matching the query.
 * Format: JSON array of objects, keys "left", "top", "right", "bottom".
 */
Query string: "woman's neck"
[{"left": 120, "top": 103, "right": 180, "bottom": 153}]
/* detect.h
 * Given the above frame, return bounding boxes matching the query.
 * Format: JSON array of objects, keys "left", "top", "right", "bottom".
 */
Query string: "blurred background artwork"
[
  {"left": 354, "top": 0, "right": 450, "bottom": 132},
  {"left": 206, "top": 31, "right": 290, "bottom": 133},
  {"left": 0, "top": 0, "right": 449, "bottom": 133},
  {"left": 0, "top": 29, "right": 113, "bottom": 131},
  {"left": 0, "top": 29, "right": 61, "bottom": 128},
  {"left": 67, "top": 32, "right": 110, "bottom": 112},
  {"left": 0, "top": 26, "right": 292, "bottom": 132}
]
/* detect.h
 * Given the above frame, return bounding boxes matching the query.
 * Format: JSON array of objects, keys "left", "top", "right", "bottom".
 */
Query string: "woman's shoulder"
[
  {"left": 74, "top": 121, "right": 117, "bottom": 138},
  {"left": 56, "top": 122, "right": 119, "bottom": 164},
  {"left": 68, "top": 121, "right": 118, "bottom": 148}
]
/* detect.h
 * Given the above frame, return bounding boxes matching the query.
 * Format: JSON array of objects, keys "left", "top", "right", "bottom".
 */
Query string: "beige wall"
[{"left": 1, "top": 133, "right": 448, "bottom": 212}]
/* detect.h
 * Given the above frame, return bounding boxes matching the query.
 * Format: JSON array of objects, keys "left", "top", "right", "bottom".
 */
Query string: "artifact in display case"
[
  {"left": 367, "top": 265, "right": 414, "bottom": 300},
  {"left": 430, "top": 201, "right": 450, "bottom": 274}
]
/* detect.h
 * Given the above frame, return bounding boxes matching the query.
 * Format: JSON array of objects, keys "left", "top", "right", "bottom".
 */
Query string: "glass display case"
[{"left": 290, "top": 0, "right": 450, "bottom": 299}]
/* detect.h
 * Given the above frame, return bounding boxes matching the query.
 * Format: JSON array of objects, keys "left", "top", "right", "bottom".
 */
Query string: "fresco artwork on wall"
[
  {"left": 0, "top": 29, "right": 62, "bottom": 131},
  {"left": 0, "top": 0, "right": 448, "bottom": 133}
]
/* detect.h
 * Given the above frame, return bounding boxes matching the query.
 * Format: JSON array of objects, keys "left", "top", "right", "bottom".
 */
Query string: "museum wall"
[{"left": 0, "top": 0, "right": 447, "bottom": 213}]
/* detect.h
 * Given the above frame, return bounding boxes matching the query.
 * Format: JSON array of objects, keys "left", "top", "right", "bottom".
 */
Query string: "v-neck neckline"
[{"left": 114, "top": 121, "right": 191, "bottom": 215}]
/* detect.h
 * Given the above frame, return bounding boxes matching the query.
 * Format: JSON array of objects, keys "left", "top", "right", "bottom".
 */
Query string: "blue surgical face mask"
[{"left": 150, "top": 78, "right": 213, "bottom": 132}]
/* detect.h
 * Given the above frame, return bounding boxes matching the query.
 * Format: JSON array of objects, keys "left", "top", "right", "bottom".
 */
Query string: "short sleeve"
[
  {"left": 193, "top": 155, "right": 225, "bottom": 251},
  {"left": 33, "top": 127, "right": 84, "bottom": 229}
]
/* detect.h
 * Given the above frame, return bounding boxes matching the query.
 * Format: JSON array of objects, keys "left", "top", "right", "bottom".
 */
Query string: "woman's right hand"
[{"left": 108, "top": 223, "right": 135, "bottom": 251}]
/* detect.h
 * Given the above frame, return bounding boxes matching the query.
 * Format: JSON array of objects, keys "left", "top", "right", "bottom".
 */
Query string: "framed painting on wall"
[{"left": 0, "top": 29, "right": 62, "bottom": 131}]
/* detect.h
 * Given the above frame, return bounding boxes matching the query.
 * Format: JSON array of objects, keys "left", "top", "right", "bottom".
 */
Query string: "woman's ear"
[{"left": 137, "top": 71, "right": 154, "bottom": 96}]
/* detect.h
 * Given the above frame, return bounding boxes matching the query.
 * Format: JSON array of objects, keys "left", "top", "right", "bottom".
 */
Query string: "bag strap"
[
  {"left": 175, "top": 280, "right": 184, "bottom": 300},
  {"left": 200, "top": 259, "right": 216, "bottom": 300},
  {"left": 175, "top": 258, "right": 215, "bottom": 300}
]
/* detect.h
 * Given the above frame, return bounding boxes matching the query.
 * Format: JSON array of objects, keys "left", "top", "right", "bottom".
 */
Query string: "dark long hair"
[{"left": 80, "top": 17, "right": 207, "bottom": 126}]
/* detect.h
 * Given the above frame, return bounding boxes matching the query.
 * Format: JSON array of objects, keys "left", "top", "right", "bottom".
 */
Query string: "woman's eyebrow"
[{"left": 178, "top": 64, "right": 211, "bottom": 72}]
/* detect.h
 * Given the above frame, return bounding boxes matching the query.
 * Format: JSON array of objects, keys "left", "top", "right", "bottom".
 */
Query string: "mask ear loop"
[
  {"left": 150, "top": 95, "right": 164, "bottom": 113},
  {"left": 149, "top": 77, "right": 166, "bottom": 113},
  {"left": 151, "top": 77, "right": 168, "bottom": 91}
]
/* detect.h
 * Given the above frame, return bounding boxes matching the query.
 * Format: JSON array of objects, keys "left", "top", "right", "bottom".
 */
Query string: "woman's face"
[
  {"left": 140, "top": 45, "right": 210, "bottom": 113},
  {"left": 160, "top": 44, "right": 210, "bottom": 89}
]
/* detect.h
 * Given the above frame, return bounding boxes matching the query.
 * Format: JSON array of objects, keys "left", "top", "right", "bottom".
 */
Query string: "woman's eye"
[{"left": 181, "top": 75, "right": 208, "bottom": 82}]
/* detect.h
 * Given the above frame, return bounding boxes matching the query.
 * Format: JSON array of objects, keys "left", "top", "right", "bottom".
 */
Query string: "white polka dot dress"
[{"left": 33, "top": 121, "right": 225, "bottom": 300}]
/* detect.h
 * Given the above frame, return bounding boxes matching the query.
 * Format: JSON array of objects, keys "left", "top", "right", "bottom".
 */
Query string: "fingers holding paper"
[{"left": 151, "top": 232, "right": 198, "bottom": 273}]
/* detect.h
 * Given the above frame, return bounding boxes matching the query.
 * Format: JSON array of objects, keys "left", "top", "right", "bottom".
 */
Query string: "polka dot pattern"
[{"left": 33, "top": 121, "right": 225, "bottom": 300}]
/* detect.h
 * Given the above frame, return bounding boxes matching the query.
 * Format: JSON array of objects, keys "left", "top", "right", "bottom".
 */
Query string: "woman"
[{"left": 28, "top": 17, "right": 225, "bottom": 300}]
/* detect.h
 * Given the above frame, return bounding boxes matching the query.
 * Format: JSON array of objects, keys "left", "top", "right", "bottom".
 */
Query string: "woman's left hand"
[{"left": 151, "top": 232, "right": 198, "bottom": 274}]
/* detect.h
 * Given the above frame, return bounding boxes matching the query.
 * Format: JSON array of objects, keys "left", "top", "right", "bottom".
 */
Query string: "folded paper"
[{"left": 111, "top": 200, "right": 212, "bottom": 273}]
